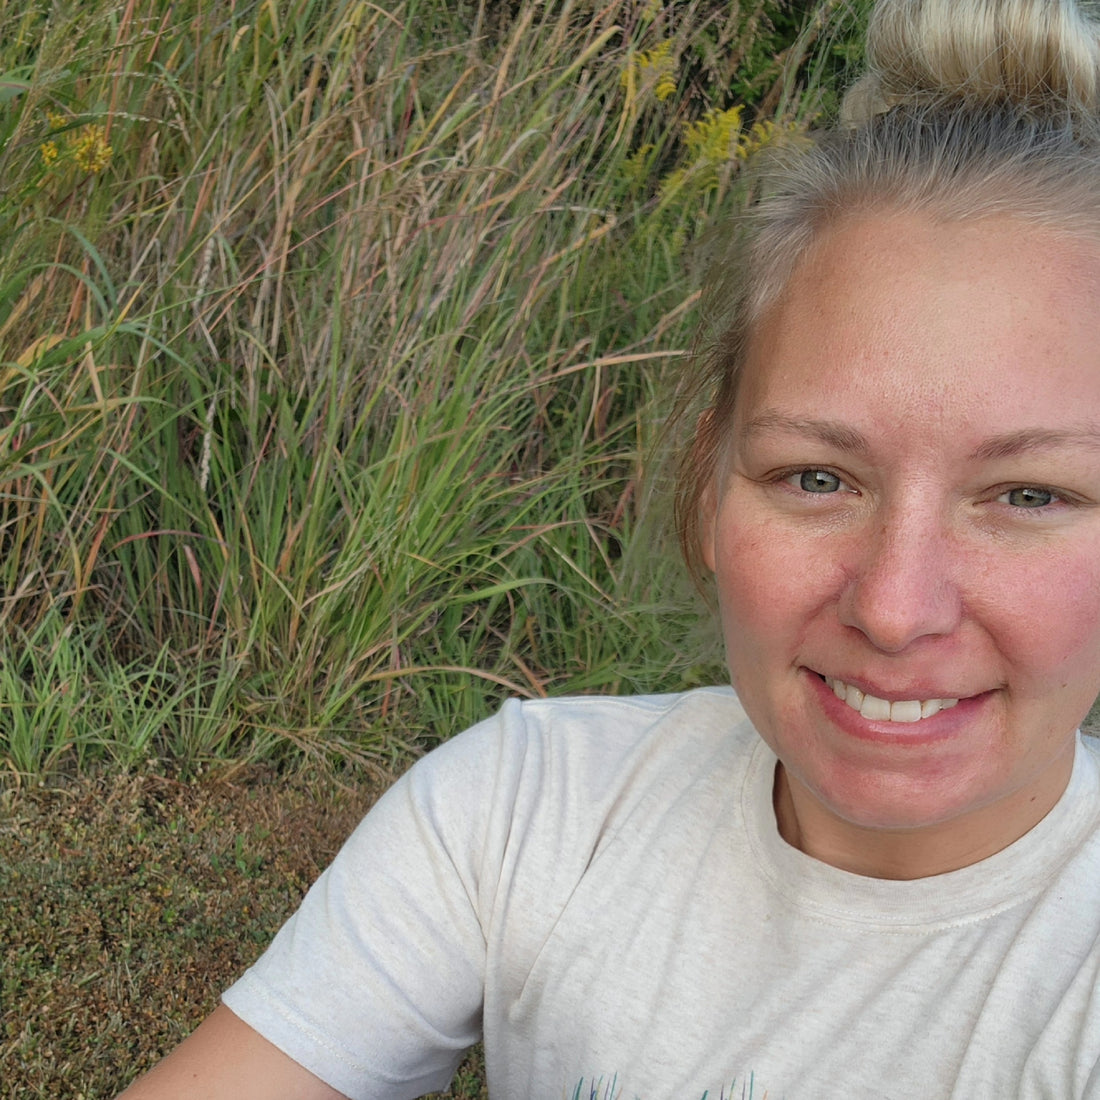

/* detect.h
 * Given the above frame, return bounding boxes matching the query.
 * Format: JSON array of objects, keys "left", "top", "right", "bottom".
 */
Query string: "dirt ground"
[{"left": 1, "top": 764, "right": 487, "bottom": 1099}]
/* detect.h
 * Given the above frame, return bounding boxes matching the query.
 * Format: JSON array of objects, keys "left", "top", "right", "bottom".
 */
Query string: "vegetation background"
[{"left": 0, "top": 0, "right": 870, "bottom": 1095}]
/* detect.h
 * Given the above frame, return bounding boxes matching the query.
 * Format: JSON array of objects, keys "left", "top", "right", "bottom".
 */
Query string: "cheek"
[
  {"left": 983, "top": 551, "right": 1100, "bottom": 690},
  {"left": 712, "top": 520, "right": 830, "bottom": 646},
  {"left": 1035, "top": 560, "right": 1100, "bottom": 672},
  {"left": 714, "top": 538, "right": 771, "bottom": 654}
]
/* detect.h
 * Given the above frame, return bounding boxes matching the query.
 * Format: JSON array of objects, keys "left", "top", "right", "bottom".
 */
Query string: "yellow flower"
[
  {"left": 736, "top": 118, "right": 804, "bottom": 160},
  {"left": 622, "top": 143, "right": 655, "bottom": 186},
  {"left": 71, "top": 124, "right": 113, "bottom": 174},
  {"left": 659, "top": 106, "right": 749, "bottom": 203},
  {"left": 47, "top": 109, "right": 67, "bottom": 131},
  {"left": 40, "top": 139, "right": 59, "bottom": 167},
  {"left": 658, "top": 165, "right": 688, "bottom": 204},
  {"left": 683, "top": 105, "right": 744, "bottom": 165},
  {"left": 622, "top": 39, "right": 678, "bottom": 103}
]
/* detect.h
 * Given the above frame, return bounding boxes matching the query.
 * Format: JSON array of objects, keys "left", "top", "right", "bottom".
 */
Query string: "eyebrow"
[
  {"left": 741, "top": 411, "right": 1100, "bottom": 461},
  {"left": 739, "top": 411, "right": 870, "bottom": 455},
  {"left": 971, "top": 427, "right": 1100, "bottom": 460}
]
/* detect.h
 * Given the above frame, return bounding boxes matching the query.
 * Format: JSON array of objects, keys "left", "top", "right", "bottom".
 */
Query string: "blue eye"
[
  {"left": 798, "top": 469, "right": 842, "bottom": 493},
  {"left": 1001, "top": 486, "right": 1056, "bottom": 508}
]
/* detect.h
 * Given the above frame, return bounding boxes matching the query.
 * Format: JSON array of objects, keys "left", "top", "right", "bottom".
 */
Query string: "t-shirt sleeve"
[{"left": 221, "top": 701, "right": 529, "bottom": 1100}]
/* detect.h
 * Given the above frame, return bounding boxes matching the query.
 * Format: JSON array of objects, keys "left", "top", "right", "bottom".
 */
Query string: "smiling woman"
[
  {"left": 703, "top": 212, "right": 1100, "bottom": 878},
  {"left": 117, "top": 1, "right": 1100, "bottom": 1098}
]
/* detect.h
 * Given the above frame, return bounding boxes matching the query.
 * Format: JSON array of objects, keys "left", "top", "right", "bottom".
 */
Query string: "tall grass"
[{"left": 0, "top": 0, "right": 867, "bottom": 780}]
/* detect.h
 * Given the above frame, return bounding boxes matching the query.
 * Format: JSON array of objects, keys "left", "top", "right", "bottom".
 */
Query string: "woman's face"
[{"left": 702, "top": 212, "right": 1100, "bottom": 877}]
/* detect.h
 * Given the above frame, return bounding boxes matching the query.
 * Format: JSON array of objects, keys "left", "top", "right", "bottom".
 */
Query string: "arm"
[{"left": 115, "top": 1004, "right": 348, "bottom": 1100}]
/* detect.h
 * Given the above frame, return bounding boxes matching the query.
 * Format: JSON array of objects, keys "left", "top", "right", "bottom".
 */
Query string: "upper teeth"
[{"left": 825, "top": 677, "right": 959, "bottom": 723}]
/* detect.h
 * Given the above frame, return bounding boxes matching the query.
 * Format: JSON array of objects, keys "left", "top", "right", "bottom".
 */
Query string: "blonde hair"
[
  {"left": 678, "top": 0, "right": 1100, "bottom": 581},
  {"left": 844, "top": 0, "right": 1100, "bottom": 123}
]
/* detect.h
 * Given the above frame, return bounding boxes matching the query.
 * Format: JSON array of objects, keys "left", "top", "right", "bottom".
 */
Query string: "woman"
[{"left": 119, "top": 0, "right": 1100, "bottom": 1095}]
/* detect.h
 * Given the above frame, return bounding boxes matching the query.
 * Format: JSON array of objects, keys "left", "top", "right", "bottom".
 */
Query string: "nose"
[{"left": 838, "top": 508, "right": 963, "bottom": 654}]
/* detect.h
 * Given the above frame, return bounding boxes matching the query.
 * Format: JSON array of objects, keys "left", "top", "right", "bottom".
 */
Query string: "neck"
[{"left": 772, "top": 751, "right": 1075, "bottom": 880}]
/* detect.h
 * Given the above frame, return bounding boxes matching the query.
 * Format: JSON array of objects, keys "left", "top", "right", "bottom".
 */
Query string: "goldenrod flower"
[
  {"left": 659, "top": 106, "right": 746, "bottom": 203},
  {"left": 622, "top": 143, "right": 655, "bottom": 186},
  {"left": 684, "top": 106, "right": 744, "bottom": 164},
  {"left": 71, "top": 124, "right": 113, "bottom": 174},
  {"left": 622, "top": 39, "right": 678, "bottom": 103},
  {"left": 40, "top": 139, "right": 59, "bottom": 167},
  {"left": 658, "top": 165, "right": 688, "bottom": 203},
  {"left": 737, "top": 118, "right": 804, "bottom": 159}
]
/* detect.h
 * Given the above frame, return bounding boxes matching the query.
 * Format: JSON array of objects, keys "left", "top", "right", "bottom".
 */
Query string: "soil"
[{"left": 1, "top": 765, "right": 487, "bottom": 1099}]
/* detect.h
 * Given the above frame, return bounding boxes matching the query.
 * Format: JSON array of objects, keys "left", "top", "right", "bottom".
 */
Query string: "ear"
[
  {"left": 694, "top": 409, "right": 720, "bottom": 575},
  {"left": 698, "top": 478, "right": 718, "bottom": 574}
]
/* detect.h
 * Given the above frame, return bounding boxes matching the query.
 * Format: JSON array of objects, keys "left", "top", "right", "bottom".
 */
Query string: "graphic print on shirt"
[{"left": 568, "top": 1073, "right": 768, "bottom": 1100}]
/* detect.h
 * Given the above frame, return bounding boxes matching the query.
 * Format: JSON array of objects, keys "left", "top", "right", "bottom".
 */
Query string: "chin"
[{"left": 802, "top": 761, "right": 1002, "bottom": 834}]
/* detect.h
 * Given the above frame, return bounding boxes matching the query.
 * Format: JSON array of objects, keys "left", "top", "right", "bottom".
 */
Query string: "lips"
[{"left": 823, "top": 675, "right": 960, "bottom": 723}]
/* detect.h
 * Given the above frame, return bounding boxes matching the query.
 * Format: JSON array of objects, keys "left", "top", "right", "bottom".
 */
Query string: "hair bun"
[{"left": 841, "top": 0, "right": 1100, "bottom": 125}]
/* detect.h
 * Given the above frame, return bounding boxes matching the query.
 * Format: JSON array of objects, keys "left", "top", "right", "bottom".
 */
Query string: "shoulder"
[
  {"left": 402, "top": 686, "right": 754, "bottom": 815},
  {"left": 380, "top": 686, "right": 756, "bottom": 885},
  {"left": 511, "top": 684, "right": 748, "bottom": 742},
  {"left": 422, "top": 684, "right": 750, "bottom": 771}
]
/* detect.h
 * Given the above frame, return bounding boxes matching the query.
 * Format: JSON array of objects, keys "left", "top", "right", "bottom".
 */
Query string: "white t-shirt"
[{"left": 223, "top": 687, "right": 1100, "bottom": 1099}]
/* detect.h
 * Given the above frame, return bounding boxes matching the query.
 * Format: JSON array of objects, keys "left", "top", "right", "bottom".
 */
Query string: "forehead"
[
  {"left": 736, "top": 212, "right": 1100, "bottom": 437},
  {"left": 785, "top": 210, "right": 1100, "bottom": 298}
]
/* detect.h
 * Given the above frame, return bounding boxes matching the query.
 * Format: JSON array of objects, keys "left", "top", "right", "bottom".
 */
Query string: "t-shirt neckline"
[{"left": 742, "top": 731, "right": 1100, "bottom": 930}]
